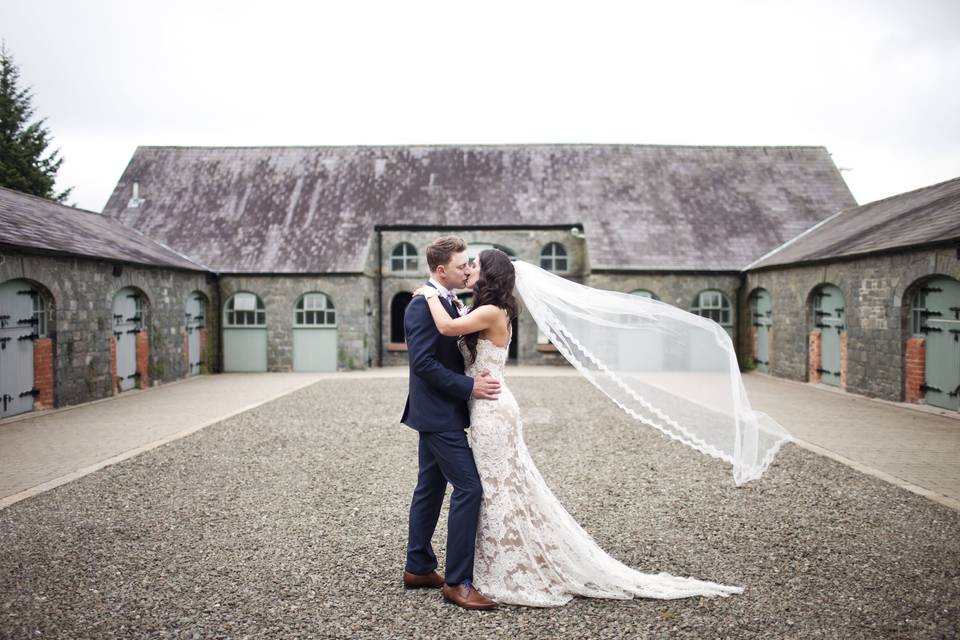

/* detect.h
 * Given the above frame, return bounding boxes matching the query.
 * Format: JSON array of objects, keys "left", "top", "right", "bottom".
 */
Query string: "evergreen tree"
[{"left": 0, "top": 42, "right": 71, "bottom": 202}]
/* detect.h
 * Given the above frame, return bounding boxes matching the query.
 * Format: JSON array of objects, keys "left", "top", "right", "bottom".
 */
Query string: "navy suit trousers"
[{"left": 405, "top": 429, "right": 482, "bottom": 586}]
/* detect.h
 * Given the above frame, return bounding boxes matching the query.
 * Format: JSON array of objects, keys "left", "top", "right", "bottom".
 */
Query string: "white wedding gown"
[{"left": 463, "top": 330, "right": 744, "bottom": 607}]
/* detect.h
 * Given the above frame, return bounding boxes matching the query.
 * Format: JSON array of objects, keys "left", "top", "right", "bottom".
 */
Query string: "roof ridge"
[
  {"left": 0, "top": 185, "right": 104, "bottom": 218},
  {"left": 848, "top": 174, "right": 960, "bottom": 210},
  {"left": 116, "top": 219, "right": 213, "bottom": 272},
  {"left": 742, "top": 207, "right": 849, "bottom": 271},
  {"left": 133, "top": 143, "right": 829, "bottom": 152}
]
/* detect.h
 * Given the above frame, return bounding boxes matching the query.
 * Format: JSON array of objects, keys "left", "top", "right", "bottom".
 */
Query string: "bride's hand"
[{"left": 413, "top": 286, "right": 437, "bottom": 299}]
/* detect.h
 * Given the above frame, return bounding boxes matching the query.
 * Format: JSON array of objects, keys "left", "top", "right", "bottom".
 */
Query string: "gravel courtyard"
[{"left": 2, "top": 376, "right": 958, "bottom": 639}]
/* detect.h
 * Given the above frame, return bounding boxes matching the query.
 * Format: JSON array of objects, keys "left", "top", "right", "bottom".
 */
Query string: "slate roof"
[
  {"left": 747, "top": 176, "right": 960, "bottom": 270},
  {"left": 101, "top": 145, "right": 856, "bottom": 273},
  {"left": 0, "top": 186, "right": 207, "bottom": 271}
]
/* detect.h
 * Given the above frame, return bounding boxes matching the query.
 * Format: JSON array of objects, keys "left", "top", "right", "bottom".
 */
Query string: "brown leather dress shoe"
[
  {"left": 403, "top": 570, "right": 445, "bottom": 589},
  {"left": 442, "top": 582, "right": 497, "bottom": 610}
]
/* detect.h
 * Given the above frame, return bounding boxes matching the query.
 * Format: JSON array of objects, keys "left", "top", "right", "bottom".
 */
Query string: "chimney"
[{"left": 127, "top": 182, "right": 146, "bottom": 208}]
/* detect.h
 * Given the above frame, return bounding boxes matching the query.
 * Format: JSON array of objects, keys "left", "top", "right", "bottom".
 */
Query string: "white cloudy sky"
[{"left": 2, "top": 0, "right": 958, "bottom": 212}]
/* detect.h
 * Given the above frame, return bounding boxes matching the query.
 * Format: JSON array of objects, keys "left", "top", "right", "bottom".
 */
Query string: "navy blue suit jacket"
[{"left": 401, "top": 291, "right": 474, "bottom": 432}]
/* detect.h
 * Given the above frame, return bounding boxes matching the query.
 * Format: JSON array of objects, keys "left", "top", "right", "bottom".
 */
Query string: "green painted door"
[
  {"left": 113, "top": 288, "right": 140, "bottom": 392},
  {"left": 223, "top": 293, "right": 267, "bottom": 372},
  {"left": 752, "top": 289, "right": 772, "bottom": 373},
  {"left": 185, "top": 294, "right": 204, "bottom": 376},
  {"left": 293, "top": 328, "right": 337, "bottom": 372},
  {"left": 0, "top": 280, "right": 36, "bottom": 417},
  {"left": 920, "top": 277, "right": 960, "bottom": 410},
  {"left": 223, "top": 328, "right": 268, "bottom": 372},
  {"left": 814, "top": 285, "right": 844, "bottom": 386}
]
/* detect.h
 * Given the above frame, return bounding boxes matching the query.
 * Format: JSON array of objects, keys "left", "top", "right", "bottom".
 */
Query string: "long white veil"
[{"left": 512, "top": 260, "right": 793, "bottom": 485}]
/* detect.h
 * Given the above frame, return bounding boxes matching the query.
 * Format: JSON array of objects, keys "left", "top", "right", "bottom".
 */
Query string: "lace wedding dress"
[{"left": 463, "top": 329, "right": 744, "bottom": 607}]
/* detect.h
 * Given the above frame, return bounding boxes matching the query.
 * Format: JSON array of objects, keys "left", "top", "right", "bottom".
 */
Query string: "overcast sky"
[{"left": 2, "top": 0, "right": 958, "bottom": 212}]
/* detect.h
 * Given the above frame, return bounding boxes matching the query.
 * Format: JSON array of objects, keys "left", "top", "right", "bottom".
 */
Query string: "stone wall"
[
  {"left": 218, "top": 274, "right": 373, "bottom": 371},
  {"left": 743, "top": 245, "right": 960, "bottom": 402},
  {"left": 375, "top": 229, "right": 588, "bottom": 366},
  {"left": 0, "top": 249, "right": 215, "bottom": 410}
]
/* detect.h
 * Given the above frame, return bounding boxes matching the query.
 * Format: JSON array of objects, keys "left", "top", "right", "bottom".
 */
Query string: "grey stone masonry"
[
  {"left": 376, "top": 228, "right": 588, "bottom": 366},
  {"left": 743, "top": 245, "right": 960, "bottom": 401},
  {"left": 586, "top": 272, "right": 741, "bottom": 326},
  {"left": 218, "top": 274, "right": 373, "bottom": 371},
  {"left": 0, "top": 249, "right": 216, "bottom": 408}
]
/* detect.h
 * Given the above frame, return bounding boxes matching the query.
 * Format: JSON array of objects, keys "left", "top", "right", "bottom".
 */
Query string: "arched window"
[
  {"left": 691, "top": 290, "right": 731, "bottom": 327},
  {"left": 391, "top": 292, "right": 414, "bottom": 342},
  {"left": 295, "top": 293, "right": 336, "bottom": 327},
  {"left": 629, "top": 289, "right": 659, "bottom": 300},
  {"left": 391, "top": 242, "right": 419, "bottom": 273},
  {"left": 225, "top": 293, "right": 266, "bottom": 327},
  {"left": 540, "top": 242, "right": 568, "bottom": 272}
]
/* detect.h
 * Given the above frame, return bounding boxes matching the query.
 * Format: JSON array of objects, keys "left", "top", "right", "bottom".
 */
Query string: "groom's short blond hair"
[{"left": 426, "top": 236, "right": 467, "bottom": 272}]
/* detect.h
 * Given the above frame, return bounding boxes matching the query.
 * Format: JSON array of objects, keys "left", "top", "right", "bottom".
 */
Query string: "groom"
[{"left": 401, "top": 236, "right": 500, "bottom": 610}]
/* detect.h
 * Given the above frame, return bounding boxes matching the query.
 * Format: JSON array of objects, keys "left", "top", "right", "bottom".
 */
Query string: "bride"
[{"left": 411, "top": 248, "right": 774, "bottom": 607}]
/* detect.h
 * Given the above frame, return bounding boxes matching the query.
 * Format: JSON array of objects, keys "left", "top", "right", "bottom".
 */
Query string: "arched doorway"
[
  {"left": 811, "top": 284, "right": 845, "bottom": 387},
  {"left": 293, "top": 292, "right": 337, "bottom": 372},
  {"left": 391, "top": 291, "right": 413, "bottom": 344},
  {"left": 223, "top": 292, "right": 267, "bottom": 372},
  {"left": 112, "top": 287, "right": 146, "bottom": 392},
  {"left": 750, "top": 288, "right": 773, "bottom": 373},
  {"left": 185, "top": 291, "right": 208, "bottom": 376}
]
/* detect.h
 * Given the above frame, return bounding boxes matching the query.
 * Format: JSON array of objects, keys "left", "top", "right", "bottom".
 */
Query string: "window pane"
[
  {"left": 540, "top": 257, "right": 551, "bottom": 270},
  {"left": 326, "top": 311, "right": 336, "bottom": 325},
  {"left": 555, "top": 258, "right": 568, "bottom": 272},
  {"left": 554, "top": 243, "right": 567, "bottom": 256},
  {"left": 406, "top": 258, "right": 418, "bottom": 271},
  {"left": 257, "top": 311, "right": 265, "bottom": 325},
  {"left": 234, "top": 293, "right": 257, "bottom": 311}
]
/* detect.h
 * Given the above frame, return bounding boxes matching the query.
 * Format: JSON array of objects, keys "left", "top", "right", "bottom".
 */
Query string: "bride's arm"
[{"left": 413, "top": 288, "right": 498, "bottom": 336}]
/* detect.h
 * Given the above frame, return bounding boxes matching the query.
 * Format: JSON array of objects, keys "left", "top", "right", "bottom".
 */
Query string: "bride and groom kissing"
[{"left": 400, "top": 236, "right": 743, "bottom": 609}]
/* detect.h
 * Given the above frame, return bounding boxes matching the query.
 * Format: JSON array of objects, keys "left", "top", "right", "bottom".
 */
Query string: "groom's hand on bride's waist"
[{"left": 471, "top": 370, "right": 500, "bottom": 400}]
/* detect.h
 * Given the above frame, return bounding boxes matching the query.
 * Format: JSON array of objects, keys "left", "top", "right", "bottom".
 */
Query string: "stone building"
[
  {"left": 100, "top": 144, "right": 855, "bottom": 371},
  {"left": 742, "top": 176, "right": 960, "bottom": 409},
  {"left": 0, "top": 187, "right": 215, "bottom": 418},
  {"left": 19, "top": 142, "right": 918, "bottom": 420}
]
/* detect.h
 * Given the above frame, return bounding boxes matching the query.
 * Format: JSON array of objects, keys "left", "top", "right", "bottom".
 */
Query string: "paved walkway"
[
  {"left": 1, "top": 368, "right": 957, "bottom": 510},
  {"left": 0, "top": 373, "right": 329, "bottom": 507},
  {"left": 742, "top": 372, "right": 960, "bottom": 509}
]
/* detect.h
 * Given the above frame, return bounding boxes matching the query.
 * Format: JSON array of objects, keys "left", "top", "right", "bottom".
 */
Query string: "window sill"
[{"left": 387, "top": 342, "right": 408, "bottom": 352}]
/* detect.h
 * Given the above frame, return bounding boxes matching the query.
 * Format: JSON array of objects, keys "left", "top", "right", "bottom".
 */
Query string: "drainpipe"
[
  {"left": 377, "top": 228, "right": 383, "bottom": 367},
  {"left": 213, "top": 273, "right": 223, "bottom": 374},
  {"left": 736, "top": 270, "right": 746, "bottom": 370}
]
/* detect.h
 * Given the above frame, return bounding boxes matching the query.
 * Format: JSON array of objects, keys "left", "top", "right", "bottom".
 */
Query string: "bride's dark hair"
[{"left": 464, "top": 248, "right": 520, "bottom": 364}]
